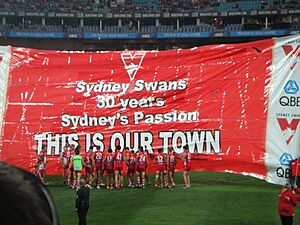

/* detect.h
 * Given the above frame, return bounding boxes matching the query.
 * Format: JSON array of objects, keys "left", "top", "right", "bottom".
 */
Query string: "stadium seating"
[
  {"left": 83, "top": 25, "right": 100, "bottom": 33},
  {"left": 178, "top": 24, "right": 216, "bottom": 32},
  {"left": 224, "top": 24, "right": 243, "bottom": 32},
  {"left": 141, "top": 25, "right": 173, "bottom": 33},
  {"left": 239, "top": 1, "right": 261, "bottom": 11},
  {"left": 133, "top": 0, "right": 158, "bottom": 9},
  {"left": 291, "top": 22, "right": 300, "bottom": 30},
  {"left": 0, "top": 0, "right": 298, "bottom": 35},
  {"left": 104, "top": 26, "right": 132, "bottom": 33},
  {"left": 1, "top": 24, "right": 63, "bottom": 32},
  {"left": 0, "top": 0, "right": 296, "bottom": 14}
]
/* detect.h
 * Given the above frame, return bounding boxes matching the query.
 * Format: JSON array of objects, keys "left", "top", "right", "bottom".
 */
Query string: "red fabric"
[
  {"left": 291, "top": 160, "right": 300, "bottom": 176},
  {"left": 0, "top": 39, "right": 273, "bottom": 177},
  {"left": 278, "top": 188, "right": 298, "bottom": 216},
  {"left": 294, "top": 187, "right": 300, "bottom": 194}
]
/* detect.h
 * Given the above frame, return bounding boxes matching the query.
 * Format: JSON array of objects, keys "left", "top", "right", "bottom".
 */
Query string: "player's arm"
[
  {"left": 102, "top": 154, "right": 105, "bottom": 170},
  {"left": 164, "top": 154, "right": 168, "bottom": 167},
  {"left": 181, "top": 152, "right": 186, "bottom": 161},
  {"left": 122, "top": 152, "right": 125, "bottom": 162},
  {"left": 145, "top": 155, "right": 148, "bottom": 167},
  {"left": 60, "top": 152, "right": 63, "bottom": 164},
  {"left": 153, "top": 155, "right": 157, "bottom": 165},
  {"left": 81, "top": 158, "right": 89, "bottom": 167},
  {"left": 104, "top": 156, "right": 107, "bottom": 166},
  {"left": 91, "top": 153, "right": 95, "bottom": 168},
  {"left": 68, "top": 159, "right": 73, "bottom": 172},
  {"left": 35, "top": 159, "right": 39, "bottom": 168},
  {"left": 126, "top": 156, "right": 129, "bottom": 166}
]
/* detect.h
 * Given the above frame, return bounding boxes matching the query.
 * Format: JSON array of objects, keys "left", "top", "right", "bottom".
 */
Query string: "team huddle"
[{"left": 35, "top": 144, "right": 192, "bottom": 189}]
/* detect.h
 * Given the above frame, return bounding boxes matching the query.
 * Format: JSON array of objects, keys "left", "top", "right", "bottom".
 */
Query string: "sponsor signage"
[
  {"left": 266, "top": 35, "right": 300, "bottom": 184},
  {"left": 83, "top": 32, "right": 138, "bottom": 39},
  {"left": 9, "top": 31, "right": 65, "bottom": 38}
]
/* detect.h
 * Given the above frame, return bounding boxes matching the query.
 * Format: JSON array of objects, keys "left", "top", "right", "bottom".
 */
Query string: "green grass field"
[{"left": 47, "top": 172, "right": 300, "bottom": 225}]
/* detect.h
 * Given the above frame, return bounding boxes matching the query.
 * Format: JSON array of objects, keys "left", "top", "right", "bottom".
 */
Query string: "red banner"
[{"left": 0, "top": 39, "right": 274, "bottom": 178}]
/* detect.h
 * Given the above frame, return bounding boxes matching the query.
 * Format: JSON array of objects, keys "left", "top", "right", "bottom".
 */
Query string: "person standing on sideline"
[
  {"left": 105, "top": 147, "right": 114, "bottom": 190},
  {"left": 113, "top": 145, "right": 124, "bottom": 189},
  {"left": 60, "top": 145, "right": 70, "bottom": 185},
  {"left": 168, "top": 147, "right": 177, "bottom": 186},
  {"left": 84, "top": 147, "right": 95, "bottom": 188},
  {"left": 69, "top": 145, "right": 89, "bottom": 189},
  {"left": 144, "top": 148, "right": 151, "bottom": 186},
  {"left": 181, "top": 144, "right": 191, "bottom": 188},
  {"left": 94, "top": 146, "right": 105, "bottom": 189},
  {"left": 154, "top": 148, "right": 168, "bottom": 188},
  {"left": 75, "top": 179, "right": 90, "bottom": 225},
  {"left": 35, "top": 153, "right": 46, "bottom": 184},
  {"left": 136, "top": 146, "right": 148, "bottom": 188},
  {"left": 278, "top": 183, "right": 299, "bottom": 225},
  {"left": 67, "top": 145, "right": 76, "bottom": 188},
  {"left": 127, "top": 150, "right": 136, "bottom": 187}
]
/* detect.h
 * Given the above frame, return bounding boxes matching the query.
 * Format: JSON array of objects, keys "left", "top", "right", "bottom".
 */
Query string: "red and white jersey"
[
  {"left": 155, "top": 153, "right": 166, "bottom": 166},
  {"left": 105, "top": 153, "right": 114, "bottom": 167},
  {"left": 183, "top": 150, "right": 192, "bottom": 166},
  {"left": 127, "top": 152, "right": 136, "bottom": 168},
  {"left": 84, "top": 152, "right": 93, "bottom": 166},
  {"left": 114, "top": 151, "right": 123, "bottom": 166},
  {"left": 94, "top": 150, "right": 104, "bottom": 165},
  {"left": 168, "top": 152, "right": 177, "bottom": 167},
  {"left": 40, "top": 149, "right": 46, "bottom": 156},
  {"left": 37, "top": 156, "right": 45, "bottom": 170},
  {"left": 137, "top": 152, "right": 147, "bottom": 167},
  {"left": 62, "top": 150, "right": 71, "bottom": 166},
  {"left": 40, "top": 149, "right": 47, "bottom": 163},
  {"left": 66, "top": 150, "right": 71, "bottom": 164},
  {"left": 70, "top": 151, "right": 75, "bottom": 161}
]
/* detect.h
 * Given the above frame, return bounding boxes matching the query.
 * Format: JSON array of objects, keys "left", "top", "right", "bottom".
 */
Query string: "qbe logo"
[
  {"left": 276, "top": 152, "right": 292, "bottom": 178},
  {"left": 284, "top": 80, "right": 299, "bottom": 94},
  {"left": 279, "top": 80, "right": 300, "bottom": 107},
  {"left": 279, "top": 152, "right": 293, "bottom": 166}
]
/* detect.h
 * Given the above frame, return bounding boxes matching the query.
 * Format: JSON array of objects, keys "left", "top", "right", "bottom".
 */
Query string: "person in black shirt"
[{"left": 75, "top": 179, "right": 90, "bottom": 225}]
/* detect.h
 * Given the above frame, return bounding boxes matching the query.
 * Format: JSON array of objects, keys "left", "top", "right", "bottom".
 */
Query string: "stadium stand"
[
  {"left": 1, "top": 0, "right": 299, "bottom": 14},
  {"left": 178, "top": 24, "right": 216, "bottom": 32},
  {"left": 0, "top": 0, "right": 299, "bottom": 50}
]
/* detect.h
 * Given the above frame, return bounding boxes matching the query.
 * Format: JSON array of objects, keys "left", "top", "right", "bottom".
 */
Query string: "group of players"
[{"left": 36, "top": 144, "right": 192, "bottom": 190}]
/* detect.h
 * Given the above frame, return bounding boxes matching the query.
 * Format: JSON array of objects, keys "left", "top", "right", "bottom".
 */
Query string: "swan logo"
[
  {"left": 121, "top": 51, "right": 146, "bottom": 81},
  {"left": 277, "top": 118, "right": 300, "bottom": 144}
]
